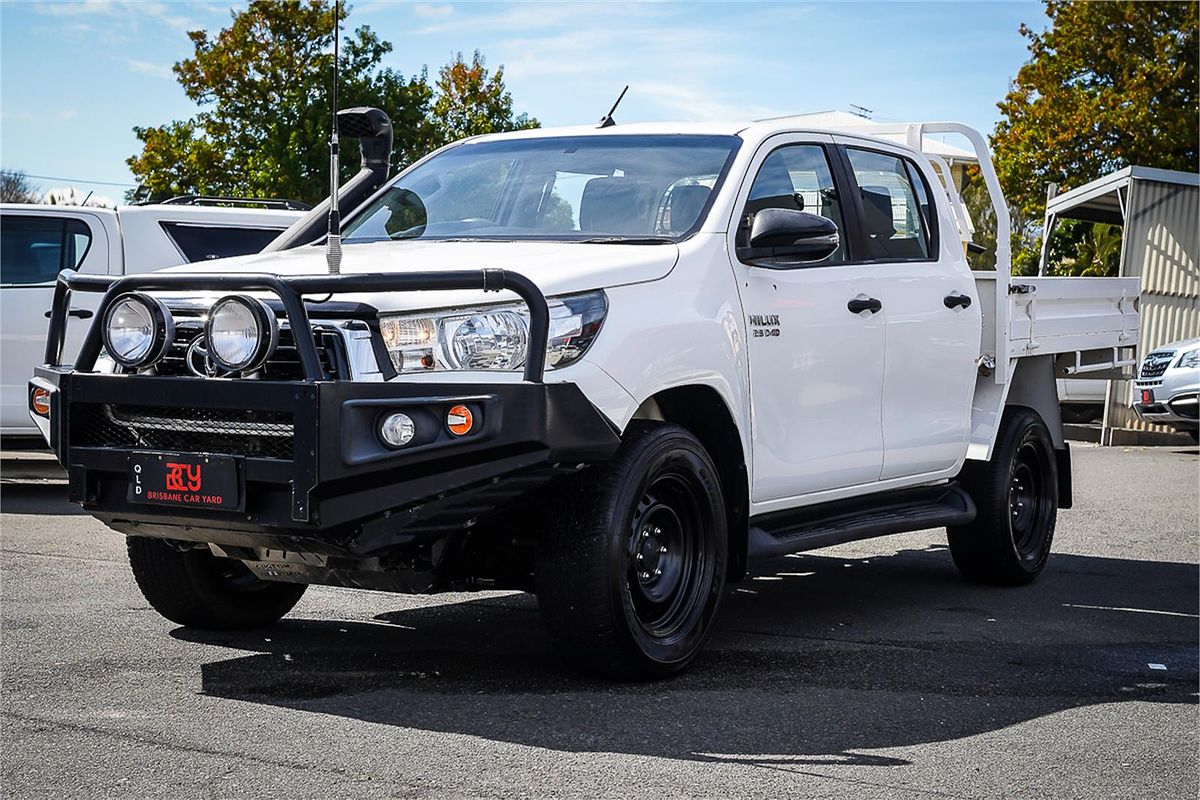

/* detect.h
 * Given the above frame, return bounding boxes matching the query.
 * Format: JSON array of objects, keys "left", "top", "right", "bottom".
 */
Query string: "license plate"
[
  {"left": 1141, "top": 389, "right": 1154, "bottom": 404},
  {"left": 128, "top": 452, "right": 242, "bottom": 511}
]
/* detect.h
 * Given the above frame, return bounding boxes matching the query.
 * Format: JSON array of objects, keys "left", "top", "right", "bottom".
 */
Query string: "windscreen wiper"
[{"left": 578, "top": 236, "right": 675, "bottom": 244}]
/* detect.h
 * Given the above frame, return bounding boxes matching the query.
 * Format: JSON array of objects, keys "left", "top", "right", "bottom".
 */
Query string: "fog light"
[
  {"left": 447, "top": 404, "right": 474, "bottom": 436},
  {"left": 380, "top": 412, "right": 416, "bottom": 448},
  {"left": 31, "top": 387, "right": 51, "bottom": 417}
]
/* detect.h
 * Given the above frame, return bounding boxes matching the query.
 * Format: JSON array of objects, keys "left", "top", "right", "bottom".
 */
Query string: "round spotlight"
[
  {"left": 103, "top": 292, "right": 174, "bottom": 369},
  {"left": 380, "top": 412, "right": 416, "bottom": 448},
  {"left": 205, "top": 295, "right": 278, "bottom": 373},
  {"left": 446, "top": 404, "right": 474, "bottom": 436}
]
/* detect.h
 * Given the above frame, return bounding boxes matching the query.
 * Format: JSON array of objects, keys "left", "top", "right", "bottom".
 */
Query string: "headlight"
[
  {"left": 205, "top": 295, "right": 279, "bottom": 373},
  {"left": 1177, "top": 349, "right": 1200, "bottom": 369},
  {"left": 379, "top": 291, "right": 607, "bottom": 374},
  {"left": 103, "top": 292, "right": 174, "bottom": 369}
]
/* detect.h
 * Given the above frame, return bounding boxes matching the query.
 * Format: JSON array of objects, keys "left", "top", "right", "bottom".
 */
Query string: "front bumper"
[
  {"left": 1132, "top": 374, "right": 1199, "bottom": 431},
  {"left": 33, "top": 367, "right": 620, "bottom": 556}
]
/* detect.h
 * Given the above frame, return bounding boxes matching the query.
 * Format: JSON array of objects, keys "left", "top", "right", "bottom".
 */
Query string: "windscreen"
[{"left": 342, "top": 134, "right": 741, "bottom": 243}]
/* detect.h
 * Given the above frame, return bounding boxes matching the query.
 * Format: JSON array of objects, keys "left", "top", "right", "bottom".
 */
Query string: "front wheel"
[
  {"left": 127, "top": 537, "right": 306, "bottom": 629},
  {"left": 535, "top": 422, "right": 727, "bottom": 679},
  {"left": 949, "top": 408, "right": 1058, "bottom": 585}
]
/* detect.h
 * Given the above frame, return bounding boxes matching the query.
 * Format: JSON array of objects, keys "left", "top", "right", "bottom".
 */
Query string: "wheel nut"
[
  {"left": 654, "top": 568, "right": 662, "bottom": 576},
  {"left": 640, "top": 571, "right": 650, "bottom": 580},
  {"left": 636, "top": 553, "right": 644, "bottom": 561},
  {"left": 659, "top": 545, "right": 667, "bottom": 553}
]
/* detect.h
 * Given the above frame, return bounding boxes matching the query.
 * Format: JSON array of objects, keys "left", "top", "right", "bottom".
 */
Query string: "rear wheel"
[
  {"left": 949, "top": 408, "right": 1058, "bottom": 585},
  {"left": 535, "top": 422, "right": 727, "bottom": 679},
  {"left": 127, "top": 536, "right": 306, "bottom": 629}
]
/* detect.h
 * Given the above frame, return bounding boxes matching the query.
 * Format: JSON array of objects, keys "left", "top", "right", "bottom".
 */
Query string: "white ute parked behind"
[
  {"left": 2, "top": 198, "right": 303, "bottom": 439},
  {"left": 30, "top": 118, "right": 1140, "bottom": 679}
]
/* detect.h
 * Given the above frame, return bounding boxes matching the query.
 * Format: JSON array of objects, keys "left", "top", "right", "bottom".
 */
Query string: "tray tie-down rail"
[{"left": 44, "top": 267, "right": 551, "bottom": 383}]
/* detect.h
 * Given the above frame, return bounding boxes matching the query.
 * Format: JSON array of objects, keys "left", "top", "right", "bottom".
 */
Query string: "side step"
[{"left": 747, "top": 483, "right": 976, "bottom": 559}]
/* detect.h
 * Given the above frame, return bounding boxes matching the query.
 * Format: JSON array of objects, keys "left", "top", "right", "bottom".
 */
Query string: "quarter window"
[
  {"left": 739, "top": 145, "right": 846, "bottom": 264},
  {"left": 845, "top": 148, "right": 933, "bottom": 261},
  {"left": 0, "top": 215, "right": 93, "bottom": 285},
  {"left": 159, "top": 223, "right": 285, "bottom": 262}
]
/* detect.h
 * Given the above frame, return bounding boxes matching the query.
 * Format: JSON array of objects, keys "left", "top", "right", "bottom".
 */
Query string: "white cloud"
[
  {"left": 123, "top": 58, "right": 175, "bottom": 79},
  {"left": 32, "top": 1, "right": 225, "bottom": 34},
  {"left": 636, "top": 82, "right": 780, "bottom": 122},
  {"left": 412, "top": 3, "right": 454, "bottom": 19},
  {"left": 55, "top": 109, "right": 79, "bottom": 120}
]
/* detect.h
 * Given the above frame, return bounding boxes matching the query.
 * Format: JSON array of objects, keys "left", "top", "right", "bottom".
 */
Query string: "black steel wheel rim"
[
  {"left": 1008, "top": 436, "right": 1052, "bottom": 559},
  {"left": 625, "top": 467, "right": 713, "bottom": 642}
]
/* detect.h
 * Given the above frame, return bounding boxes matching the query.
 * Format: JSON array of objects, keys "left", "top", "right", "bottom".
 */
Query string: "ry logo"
[{"left": 165, "top": 462, "right": 202, "bottom": 492}]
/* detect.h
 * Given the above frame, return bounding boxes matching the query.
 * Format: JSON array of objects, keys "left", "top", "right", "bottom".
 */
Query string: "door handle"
[
  {"left": 943, "top": 293, "right": 972, "bottom": 310},
  {"left": 44, "top": 308, "right": 94, "bottom": 319},
  {"left": 847, "top": 296, "right": 882, "bottom": 315}
]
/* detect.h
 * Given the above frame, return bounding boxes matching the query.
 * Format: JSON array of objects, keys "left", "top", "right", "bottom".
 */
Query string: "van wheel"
[
  {"left": 535, "top": 422, "right": 727, "bottom": 679},
  {"left": 949, "top": 408, "right": 1058, "bottom": 585},
  {"left": 127, "top": 537, "right": 306, "bottom": 629}
]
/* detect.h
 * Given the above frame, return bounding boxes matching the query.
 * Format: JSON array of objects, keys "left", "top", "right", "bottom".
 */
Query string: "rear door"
[
  {"left": 730, "top": 136, "right": 886, "bottom": 505},
  {"left": 1, "top": 210, "right": 109, "bottom": 434},
  {"left": 835, "top": 140, "right": 979, "bottom": 479}
]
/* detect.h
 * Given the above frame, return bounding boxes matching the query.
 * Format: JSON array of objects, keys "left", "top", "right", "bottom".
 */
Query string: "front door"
[
  {"left": 732, "top": 138, "right": 885, "bottom": 505},
  {"left": 1, "top": 211, "right": 108, "bottom": 434}
]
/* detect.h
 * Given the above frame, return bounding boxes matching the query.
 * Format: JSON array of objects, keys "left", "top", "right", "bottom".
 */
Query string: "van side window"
[
  {"left": 739, "top": 145, "right": 846, "bottom": 263},
  {"left": 844, "top": 148, "right": 932, "bottom": 261},
  {"left": 160, "top": 223, "right": 285, "bottom": 262},
  {"left": 0, "top": 215, "right": 93, "bottom": 285}
]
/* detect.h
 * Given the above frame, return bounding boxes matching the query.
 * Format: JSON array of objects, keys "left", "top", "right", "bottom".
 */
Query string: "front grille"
[
  {"left": 156, "top": 319, "right": 347, "bottom": 380},
  {"left": 72, "top": 403, "right": 294, "bottom": 459},
  {"left": 1139, "top": 350, "right": 1176, "bottom": 380}
]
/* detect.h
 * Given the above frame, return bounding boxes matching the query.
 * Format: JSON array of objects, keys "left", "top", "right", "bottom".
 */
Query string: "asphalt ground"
[{"left": 1, "top": 443, "right": 1197, "bottom": 799}]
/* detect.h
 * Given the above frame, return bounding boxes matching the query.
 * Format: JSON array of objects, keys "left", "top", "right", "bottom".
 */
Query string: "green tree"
[
  {"left": 987, "top": 1, "right": 1198, "bottom": 274},
  {"left": 430, "top": 51, "right": 538, "bottom": 146},
  {"left": 127, "top": 2, "right": 535, "bottom": 204}
]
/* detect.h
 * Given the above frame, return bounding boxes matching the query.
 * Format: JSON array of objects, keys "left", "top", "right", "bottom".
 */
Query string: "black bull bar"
[{"left": 37, "top": 268, "right": 620, "bottom": 550}]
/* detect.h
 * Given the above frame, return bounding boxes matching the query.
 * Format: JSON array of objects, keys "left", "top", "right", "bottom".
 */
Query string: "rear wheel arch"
[{"left": 632, "top": 385, "right": 749, "bottom": 581}]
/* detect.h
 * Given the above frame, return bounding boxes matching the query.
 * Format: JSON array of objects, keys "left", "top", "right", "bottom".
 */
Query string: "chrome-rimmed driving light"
[
  {"left": 205, "top": 295, "right": 279, "bottom": 373},
  {"left": 379, "top": 412, "right": 416, "bottom": 448},
  {"left": 103, "top": 292, "right": 175, "bottom": 369}
]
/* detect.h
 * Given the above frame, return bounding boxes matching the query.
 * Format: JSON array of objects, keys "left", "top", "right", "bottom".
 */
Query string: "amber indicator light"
[
  {"left": 31, "top": 388, "right": 51, "bottom": 417},
  {"left": 446, "top": 404, "right": 474, "bottom": 436}
]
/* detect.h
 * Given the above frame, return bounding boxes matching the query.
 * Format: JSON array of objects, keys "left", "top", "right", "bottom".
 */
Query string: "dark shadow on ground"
[
  {"left": 175, "top": 546, "right": 1198, "bottom": 765},
  {"left": 0, "top": 484, "right": 86, "bottom": 515}
]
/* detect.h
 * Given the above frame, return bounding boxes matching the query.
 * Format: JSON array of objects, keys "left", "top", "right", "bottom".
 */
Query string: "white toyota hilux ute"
[{"left": 29, "top": 117, "right": 1140, "bottom": 678}]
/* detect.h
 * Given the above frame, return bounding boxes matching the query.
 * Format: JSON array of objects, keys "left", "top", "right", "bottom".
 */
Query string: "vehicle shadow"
[
  {"left": 175, "top": 545, "right": 1198, "bottom": 766},
  {"left": 0, "top": 483, "right": 85, "bottom": 515}
]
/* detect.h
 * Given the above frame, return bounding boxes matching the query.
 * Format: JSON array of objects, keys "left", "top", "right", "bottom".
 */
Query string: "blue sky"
[{"left": 1, "top": 0, "right": 1045, "bottom": 203}]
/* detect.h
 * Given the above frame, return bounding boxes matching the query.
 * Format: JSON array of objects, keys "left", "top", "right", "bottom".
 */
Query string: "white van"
[{"left": 1, "top": 200, "right": 302, "bottom": 437}]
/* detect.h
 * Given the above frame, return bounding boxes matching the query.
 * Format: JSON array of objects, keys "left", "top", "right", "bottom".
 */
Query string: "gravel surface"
[{"left": 2, "top": 443, "right": 1197, "bottom": 798}]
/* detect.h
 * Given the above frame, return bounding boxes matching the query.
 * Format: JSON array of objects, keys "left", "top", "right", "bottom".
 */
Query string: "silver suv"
[{"left": 1133, "top": 336, "right": 1200, "bottom": 442}]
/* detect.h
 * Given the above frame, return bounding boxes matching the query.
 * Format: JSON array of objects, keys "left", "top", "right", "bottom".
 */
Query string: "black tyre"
[
  {"left": 949, "top": 408, "right": 1058, "bottom": 585},
  {"left": 127, "top": 536, "right": 306, "bottom": 629},
  {"left": 535, "top": 422, "right": 727, "bottom": 679}
]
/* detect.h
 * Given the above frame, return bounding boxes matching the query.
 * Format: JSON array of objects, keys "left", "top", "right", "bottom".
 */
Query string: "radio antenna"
[
  {"left": 325, "top": 0, "right": 342, "bottom": 274},
  {"left": 597, "top": 85, "right": 629, "bottom": 129}
]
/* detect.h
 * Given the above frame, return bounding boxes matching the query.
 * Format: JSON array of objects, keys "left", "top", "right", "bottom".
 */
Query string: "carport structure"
[{"left": 1041, "top": 166, "right": 1199, "bottom": 444}]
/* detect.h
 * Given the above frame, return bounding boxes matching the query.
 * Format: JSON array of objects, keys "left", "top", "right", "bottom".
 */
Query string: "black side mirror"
[{"left": 743, "top": 208, "right": 839, "bottom": 266}]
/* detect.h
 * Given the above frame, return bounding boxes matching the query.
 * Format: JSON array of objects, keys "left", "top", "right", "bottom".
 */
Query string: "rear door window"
[
  {"left": 844, "top": 148, "right": 933, "bottom": 261},
  {"left": 159, "top": 223, "right": 285, "bottom": 262},
  {"left": 0, "top": 215, "right": 93, "bottom": 285}
]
